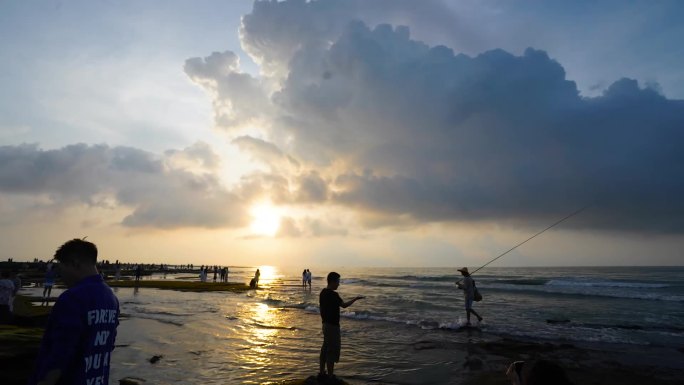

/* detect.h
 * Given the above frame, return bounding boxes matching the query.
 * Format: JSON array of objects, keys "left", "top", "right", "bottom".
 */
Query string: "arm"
[
  {"left": 341, "top": 296, "right": 364, "bottom": 308},
  {"left": 33, "top": 298, "right": 83, "bottom": 385}
]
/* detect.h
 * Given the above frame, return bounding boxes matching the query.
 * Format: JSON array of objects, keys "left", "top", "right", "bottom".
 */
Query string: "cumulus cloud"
[
  {"left": 276, "top": 215, "right": 348, "bottom": 238},
  {"left": 187, "top": 0, "right": 684, "bottom": 234},
  {"left": 232, "top": 135, "right": 300, "bottom": 170},
  {"left": 0, "top": 143, "right": 248, "bottom": 229},
  {"left": 184, "top": 51, "right": 272, "bottom": 130}
]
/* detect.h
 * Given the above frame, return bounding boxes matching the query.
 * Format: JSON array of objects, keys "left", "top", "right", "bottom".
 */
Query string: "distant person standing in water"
[
  {"left": 29, "top": 238, "right": 119, "bottom": 385},
  {"left": 114, "top": 262, "right": 121, "bottom": 281},
  {"left": 318, "top": 272, "right": 364, "bottom": 383},
  {"left": 306, "top": 269, "right": 312, "bottom": 290},
  {"left": 0, "top": 270, "right": 15, "bottom": 324},
  {"left": 254, "top": 268, "right": 260, "bottom": 286},
  {"left": 456, "top": 267, "right": 483, "bottom": 326},
  {"left": 42, "top": 265, "right": 56, "bottom": 303},
  {"left": 302, "top": 269, "right": 307, "bottom": 287}
]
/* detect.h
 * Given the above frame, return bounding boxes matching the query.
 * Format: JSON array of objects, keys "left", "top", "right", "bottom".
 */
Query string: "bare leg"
[
  {"left": 319, "top": 353, "right": 325, "bottom": 374},
  {"left": 326, "top": 361, "right": 335, "bottom": 376},
  {"left": 468, "top": 309, "right": 483, "bottom": 322}
]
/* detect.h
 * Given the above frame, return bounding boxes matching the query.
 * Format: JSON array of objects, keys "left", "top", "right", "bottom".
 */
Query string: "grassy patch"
[
  {"left": 12, "top": 295, "right": 52, "bottom": 318},
  {"left": 0, "top": 324, "right": 44, "bottom": 344}
]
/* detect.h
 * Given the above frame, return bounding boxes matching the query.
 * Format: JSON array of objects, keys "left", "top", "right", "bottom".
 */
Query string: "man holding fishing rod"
[
  {"left": 456, "top": 267, "right": 483, "bottom": 326},
  {"left": 453, "top": 206, "right": 589, "bottom": 327}
]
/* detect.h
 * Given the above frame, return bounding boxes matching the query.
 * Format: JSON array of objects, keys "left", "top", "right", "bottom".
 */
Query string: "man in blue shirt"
[{"left": 29, "top": 239, "right": 120, "bottom": 385}]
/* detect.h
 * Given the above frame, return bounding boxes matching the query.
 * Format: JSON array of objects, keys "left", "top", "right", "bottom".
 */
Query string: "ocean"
[{"left": 24, "top": 266, "right": 684, "bottom": 384}]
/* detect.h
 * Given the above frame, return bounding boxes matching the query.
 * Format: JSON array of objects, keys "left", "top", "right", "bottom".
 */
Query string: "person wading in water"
[{"left": 456, "top": 267, "right": 483, "bottom": 326}]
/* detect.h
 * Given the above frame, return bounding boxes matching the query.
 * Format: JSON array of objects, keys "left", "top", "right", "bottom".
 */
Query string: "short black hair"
[
  {"left": 327, "top": 271, "right": 340, "bottom": 284},
  {"left": 54, "top": 239, "right": 98, "bottom": 265}
]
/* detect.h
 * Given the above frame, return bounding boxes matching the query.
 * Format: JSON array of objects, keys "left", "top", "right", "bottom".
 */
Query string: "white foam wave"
[
  {"left": 546, "top": 279, "right": 669, "bottom": 288},
  {"left": 486, "top": 283, "right": 684, "bottom": 302}
]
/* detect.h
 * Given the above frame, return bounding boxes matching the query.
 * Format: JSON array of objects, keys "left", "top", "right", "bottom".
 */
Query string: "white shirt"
[{"left": 0, "top": 279, "right": 15, "bottom": 306}]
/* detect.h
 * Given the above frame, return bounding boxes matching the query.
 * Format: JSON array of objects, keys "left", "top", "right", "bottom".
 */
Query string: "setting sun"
[{"left": 249, "top": 203, "right": 281, "bottom": 237}]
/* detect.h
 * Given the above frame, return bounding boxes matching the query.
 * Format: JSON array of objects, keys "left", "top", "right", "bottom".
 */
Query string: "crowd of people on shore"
[{"left": 198, "top": 265, "right": 230, "bottom": 283}]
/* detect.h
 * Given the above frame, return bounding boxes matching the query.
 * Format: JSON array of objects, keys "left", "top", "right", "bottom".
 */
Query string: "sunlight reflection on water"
[{"left": 239, "top": 303, "right": 279, "bottom": 369}]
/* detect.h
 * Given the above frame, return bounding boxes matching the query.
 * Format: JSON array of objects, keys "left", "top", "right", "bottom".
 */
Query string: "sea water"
[{"left": 23, "top": 266, "right": 684, "bottom": 384}]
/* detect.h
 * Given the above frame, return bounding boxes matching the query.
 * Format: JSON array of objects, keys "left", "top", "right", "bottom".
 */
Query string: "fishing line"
[{"left": 469, "top": 205, "right": 590, "bottom": 276}]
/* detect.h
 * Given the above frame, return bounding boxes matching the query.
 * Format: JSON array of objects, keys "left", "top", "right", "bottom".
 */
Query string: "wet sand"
[{"left": 3, "top": 294, "right": 683, "bottom": 385}]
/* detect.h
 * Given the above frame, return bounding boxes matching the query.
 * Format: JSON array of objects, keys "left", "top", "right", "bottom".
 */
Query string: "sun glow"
[{"left": 249, "top": 203, "right": 281, "bottom": 237}]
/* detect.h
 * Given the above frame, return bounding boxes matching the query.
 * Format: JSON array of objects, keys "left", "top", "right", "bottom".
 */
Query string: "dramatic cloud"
[
  {"left": 187, "top": 0, "right": 684, "bottom": 234},
  {"left": 184, "top": 51, "right": 272, "bottom": 130},
  {"left": 0, "top": 143, "right": 248, "bottom": 229}
]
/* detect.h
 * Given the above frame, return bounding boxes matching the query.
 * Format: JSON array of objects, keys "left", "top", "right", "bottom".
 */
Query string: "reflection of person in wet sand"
[
  {"left": 318, "top": 272, "right": 364, "bottom": 383},
  {"left": 456, "top": 267, "right": 482, "bottom": 326}
]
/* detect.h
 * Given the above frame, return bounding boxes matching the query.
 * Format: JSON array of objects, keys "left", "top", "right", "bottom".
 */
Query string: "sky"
[{"left": 1, "top": 0, "right": 683, "bottom": 267}]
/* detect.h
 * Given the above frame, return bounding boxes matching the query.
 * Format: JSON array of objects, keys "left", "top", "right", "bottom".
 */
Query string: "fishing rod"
[{"left": 468, "top": 205, "right": 590, "bottom": 276}]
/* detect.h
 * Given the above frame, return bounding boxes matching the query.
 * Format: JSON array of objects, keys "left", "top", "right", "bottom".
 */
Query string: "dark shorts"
[
  {"left": 465, "top": 296, "right": 473, "bottom": 310},
  {"left": 320, "top": 323, "right": 341, "bottom": 363},
  {"left": 0, "top": 304, "right": 12, "bottom": 324}
]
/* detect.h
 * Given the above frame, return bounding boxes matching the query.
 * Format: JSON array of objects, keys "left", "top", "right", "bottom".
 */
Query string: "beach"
[{"left": 2, "top": 266, "right": 683, "bottom": 384}]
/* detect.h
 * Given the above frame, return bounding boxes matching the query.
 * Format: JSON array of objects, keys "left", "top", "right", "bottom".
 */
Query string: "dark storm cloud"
[
  {"left": 190, "top": 0, "right": 684, "bottom": 233},
  {"left": 315, "top": 23, "right": 683, "bottom": 232},
  {"left": 0, "top": 143, "right": 248, "bottom": 228}
]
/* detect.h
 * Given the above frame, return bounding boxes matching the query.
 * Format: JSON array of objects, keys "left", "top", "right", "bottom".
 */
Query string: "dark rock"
[
  {"left": 148, "top": 355, "right": 162, "bottom": 364},
  {"left": 303, "top": 374, "right": 349, "bottom": 384},
  {"left": 546, "top": 319, "right": 571, "bottom": 324},
  {"left": 463, "top": 357, "right": 484, "bottom": 370},
  {"left": 119, "top": 377, "right": 146, "bottom": 385},
  {"left": 413, "top": 341, "right": 440, "bottom": 350}
]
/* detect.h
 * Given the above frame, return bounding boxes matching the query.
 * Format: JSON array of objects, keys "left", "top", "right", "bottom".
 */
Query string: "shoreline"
[
  {"left": 107, "top": 279, "right": 252, "bottom": 292},
  {"left": 3, "top": 284, "right": 683, "bottom": 385},
  {"left": 3, "top": 310, "right": 682, "bottom": 385}
]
